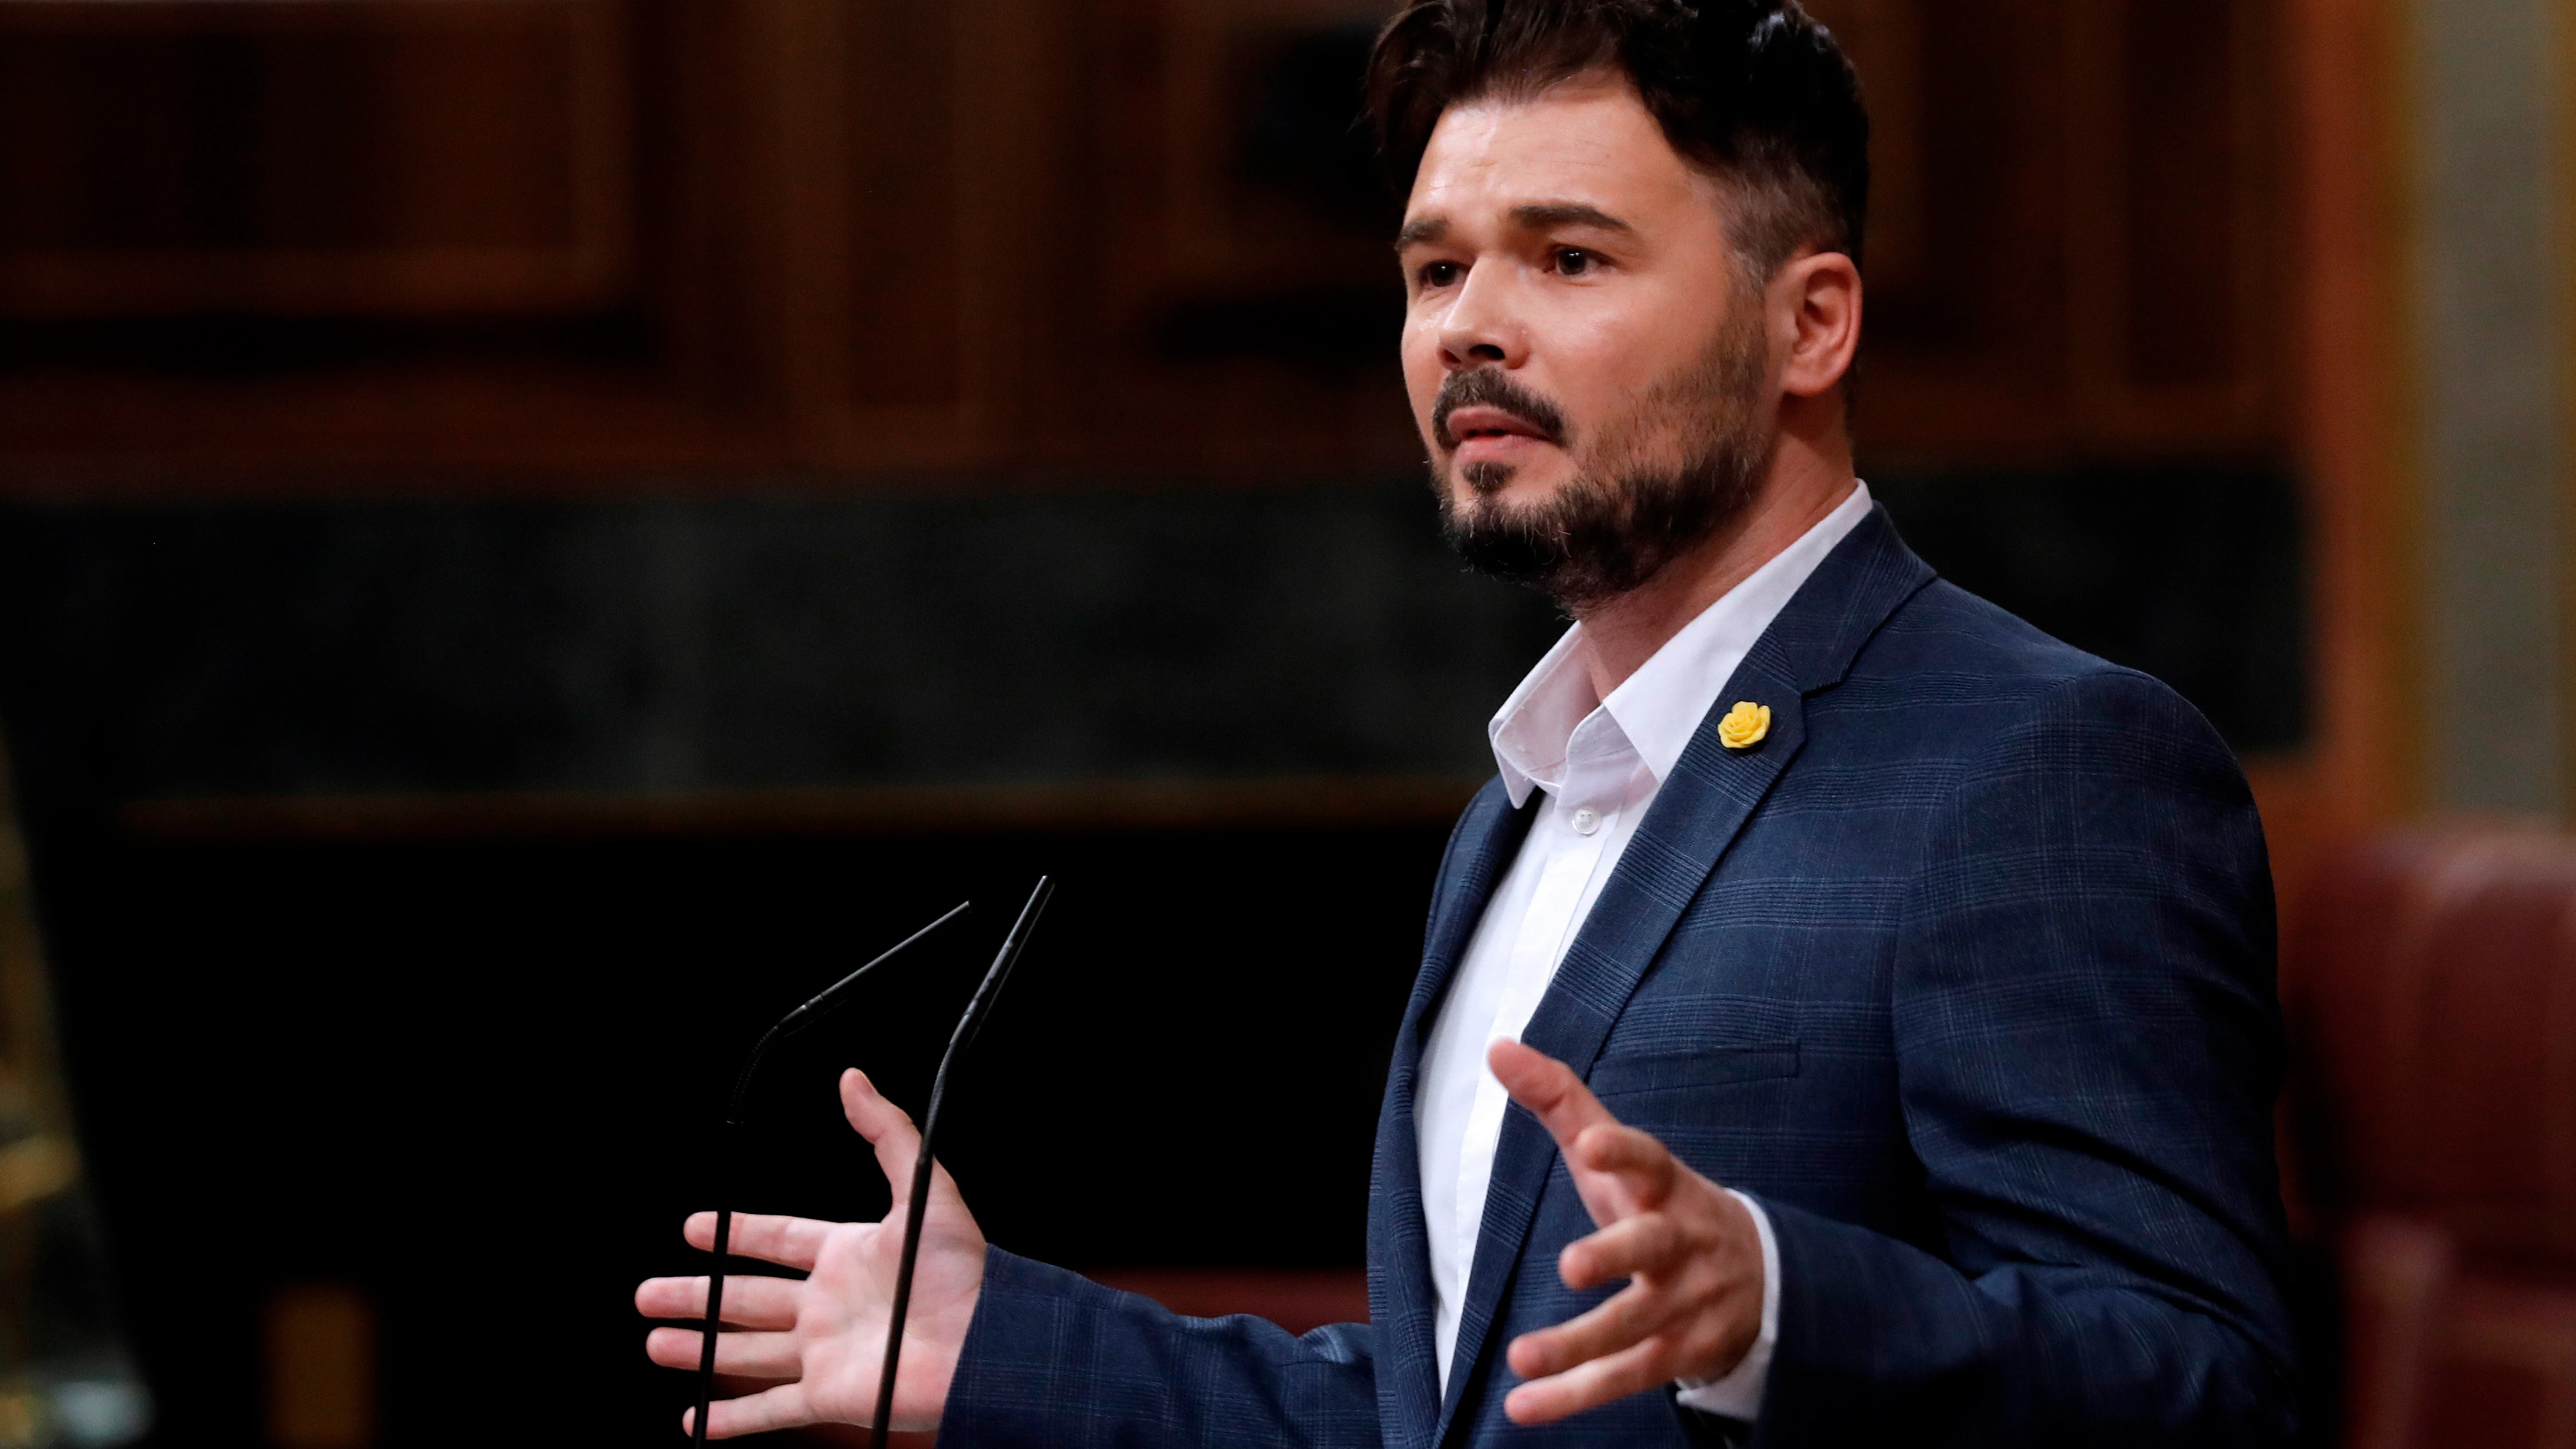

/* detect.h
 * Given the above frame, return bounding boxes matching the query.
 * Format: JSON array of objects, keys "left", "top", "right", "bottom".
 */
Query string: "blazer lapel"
[
  {"left": 1372, "top": 778, "right": 1536, "bottom": 1449},
  {"left": 1430, "top": 506, "right": 1935, "bottom": 1443}
]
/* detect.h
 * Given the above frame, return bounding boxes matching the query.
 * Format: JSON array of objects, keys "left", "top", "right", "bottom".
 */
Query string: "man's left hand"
[{"left": 1486, "top": 1037, "right": 1767, "bottom": 1426}]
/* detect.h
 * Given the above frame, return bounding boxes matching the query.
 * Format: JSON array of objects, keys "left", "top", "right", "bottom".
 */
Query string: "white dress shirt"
[{"left": 1415, "top": 481, "right": 1874, "bottom": 1418}]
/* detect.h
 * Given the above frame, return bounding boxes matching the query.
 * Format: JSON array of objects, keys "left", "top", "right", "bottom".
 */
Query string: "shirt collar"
[
  {"left": 1488, "top": 481, "right": 1875, "bottom": 806},
  {"left": 1487, "top": 627, "right": 1597, "bottom": 806}
]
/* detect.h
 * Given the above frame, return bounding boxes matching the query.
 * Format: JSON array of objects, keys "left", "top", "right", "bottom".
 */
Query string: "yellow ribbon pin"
[{"left": 1717, "top": 701, "right": 1772, "bottom": 750}]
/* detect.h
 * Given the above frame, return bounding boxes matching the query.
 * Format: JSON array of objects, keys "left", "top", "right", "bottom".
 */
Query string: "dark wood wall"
[
  {"left": 1821, "top": 0, "right": 2283, "bottom": 464},
  {"left": 0, "top": 0, "right": 2284, "bottom": 483}
]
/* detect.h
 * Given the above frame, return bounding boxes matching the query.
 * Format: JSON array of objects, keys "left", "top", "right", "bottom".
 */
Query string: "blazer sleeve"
[
  {"left": 1749, "top": 668, "right": 2299, "bottom": 1447},
  {"left": 939, "top": 1248, "right": 1383, "bottom": 1448}
]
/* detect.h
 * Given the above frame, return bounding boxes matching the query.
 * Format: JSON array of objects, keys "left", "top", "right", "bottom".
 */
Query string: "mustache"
[{"left": 1431, "top": 368, "right": 1569, "bottom": 451}]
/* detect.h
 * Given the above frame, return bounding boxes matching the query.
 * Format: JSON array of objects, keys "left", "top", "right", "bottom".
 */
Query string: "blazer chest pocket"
[{"left": 1587, "top": 1044, "right": 1800, "bottom": 1098}]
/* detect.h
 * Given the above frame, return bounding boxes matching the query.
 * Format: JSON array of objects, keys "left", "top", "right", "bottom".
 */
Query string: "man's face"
[{"left": 1396, "top": 73, "right": 1778, "bottom": 606}]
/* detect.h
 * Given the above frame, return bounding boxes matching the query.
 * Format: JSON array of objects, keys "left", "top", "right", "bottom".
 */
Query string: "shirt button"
[{"left": 1570, "top": 807, "right": 1601, "bottom": 836}]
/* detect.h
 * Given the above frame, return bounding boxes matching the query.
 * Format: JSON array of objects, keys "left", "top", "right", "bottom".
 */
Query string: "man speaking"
[{"left": 636, "top": 1, "right": 2300, "bottom": 1442}]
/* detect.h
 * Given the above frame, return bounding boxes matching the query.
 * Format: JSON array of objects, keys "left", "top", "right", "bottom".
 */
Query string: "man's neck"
[{"left": 1570, "top": 441, "right": 1857, "bottom": 701}]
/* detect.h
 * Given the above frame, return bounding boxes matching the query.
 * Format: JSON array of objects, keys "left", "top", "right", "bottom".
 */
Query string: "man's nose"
[{"left": 1437, "top": 269, "right": 1529, "bottom": 371}]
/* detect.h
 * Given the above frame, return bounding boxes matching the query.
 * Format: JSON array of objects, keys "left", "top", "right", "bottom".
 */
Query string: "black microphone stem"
[
  {"left": 870, "top": 876, "right": 1054, "bottom": 1447},
  {"left": 689, "top": 1024, "right": 787, "bottom": 1449},
  {"left": 690, "top": 900, "right": 969, "bottom": 1448}
]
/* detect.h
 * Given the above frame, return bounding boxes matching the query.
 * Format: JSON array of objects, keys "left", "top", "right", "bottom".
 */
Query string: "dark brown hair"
[{"left": 1363, "top": 0, "right": 1870, "bottom": 278}]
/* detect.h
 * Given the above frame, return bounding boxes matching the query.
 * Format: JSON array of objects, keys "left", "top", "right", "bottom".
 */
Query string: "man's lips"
[{"left": 1442, "top": 405, "right": 1558, "bottom": 461}]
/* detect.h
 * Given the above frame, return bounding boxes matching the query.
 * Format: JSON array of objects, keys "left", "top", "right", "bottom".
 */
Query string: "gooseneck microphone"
[
  {"left": 870, "top": 875, "right": 1055, "bottom": 1448},
  {"left": 691, "top": 899, "right": 972, "bottom": 1449}
]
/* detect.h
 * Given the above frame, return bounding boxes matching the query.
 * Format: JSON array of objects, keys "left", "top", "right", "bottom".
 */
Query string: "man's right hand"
[{"left": 634, "top": 1068, "right": 988, "bottom": 1439}]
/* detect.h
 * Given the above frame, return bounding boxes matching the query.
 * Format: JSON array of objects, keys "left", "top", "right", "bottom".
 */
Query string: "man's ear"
[{"left": 1774, "top": 250, "right": 1862, "bottom": 399}]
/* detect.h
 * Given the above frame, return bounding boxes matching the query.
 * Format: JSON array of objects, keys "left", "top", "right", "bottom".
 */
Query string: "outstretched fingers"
[
  {"left": 1487, "top": 1039, "right": 1615, "bottom": 1152},
  {"left": 1503, "top": 1336, "right": 1678, "bottom": 1426},
  {"left": 684, "top": 1382, "right": 817, "bottom": 1440},
  {"left": 1557, "top": 1208, "right": 1687, "bottom": 1291},
  {"left": 841, "top": 1068, "right": 925, "bottom": 1197},
  {"left": 840, "top": 1067, "right": 969, "bottom": 1215},
  {"left": 682, "top": 1211, "right": 834, "bottom": 1273},
  {"left": 1568, "top": 1124, "right": 1682, "bottom": 1208},
  {"left": 643, "top": 1325, "right": 802, "bottom": 1380},
  {"left": 635, "top": 1271, "right": 800, "bottom": 1329},
  {"left": 1509, "top": 1277, "right": 1671, "bottom": 1380}
]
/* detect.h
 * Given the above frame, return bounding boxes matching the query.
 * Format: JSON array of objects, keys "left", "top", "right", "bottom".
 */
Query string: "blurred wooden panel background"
[
  {"left": 0, "top": 0, "right": 2287, "bottom": 480},
  {"left": 1810, "top": 0, "right": 2280, "bottom": 464},
  {"left": 0, "top": 0, "right": 630, "bottom": 318}
]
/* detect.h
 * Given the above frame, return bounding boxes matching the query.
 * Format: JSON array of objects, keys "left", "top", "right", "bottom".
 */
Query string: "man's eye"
[
  {"left": 1554, "top": 248, "right": 1596, "bottom": 277},
  {"left": 1418, "top": 261, "right": 1463, "bottom": 289}
]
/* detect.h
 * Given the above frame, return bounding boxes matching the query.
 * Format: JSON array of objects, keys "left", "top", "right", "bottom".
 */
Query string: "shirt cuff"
[{"left": 1671, "top": 1189, "right": 1780, "bottom": 1421}]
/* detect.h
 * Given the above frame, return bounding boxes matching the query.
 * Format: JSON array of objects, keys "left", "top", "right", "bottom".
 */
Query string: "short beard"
[{"left": 1433, "top": 310, "right": 1773, "bottom": 612}]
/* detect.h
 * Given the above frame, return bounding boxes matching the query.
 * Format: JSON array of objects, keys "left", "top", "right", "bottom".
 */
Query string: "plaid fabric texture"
[{"left": 941, "top": 508, "right": 2297, "bottom": 1447}]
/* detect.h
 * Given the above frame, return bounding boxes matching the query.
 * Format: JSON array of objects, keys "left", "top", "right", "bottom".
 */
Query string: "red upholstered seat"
[{"left": 2287, "top": 830, "right": 2576, "bottom": 1448}]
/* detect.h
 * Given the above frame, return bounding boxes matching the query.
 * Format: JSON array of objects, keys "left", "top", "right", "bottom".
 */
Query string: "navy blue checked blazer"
[{"left": 941, "top": 506, "right": 2298, "bottom": 1446}]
